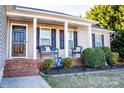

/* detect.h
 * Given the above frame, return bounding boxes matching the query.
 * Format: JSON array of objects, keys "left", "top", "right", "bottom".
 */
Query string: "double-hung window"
[
  {"left": 68, "top": 31, "right": 74, "bottom": 49},
  {"left": 95, "top": 34, "right": 102, "bottom": 47},
  {"left": 39, "top": 28, "right": 51, "bottom": 46}
]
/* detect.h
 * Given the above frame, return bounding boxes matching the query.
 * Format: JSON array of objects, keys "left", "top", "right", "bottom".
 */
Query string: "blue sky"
[{"left": 25, "top": 5, "right": 94, "bottom": 17}]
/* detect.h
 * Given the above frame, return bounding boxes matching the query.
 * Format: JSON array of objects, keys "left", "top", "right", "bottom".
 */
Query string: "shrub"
[
  {"left": 62, "top": 58, "right": 73, "bottom": 69},
  {"left": 100, "top": 47, "right": 111, "bottom": 62},
  {"left": 81, "top": 48, "right": 106, "bottom": 68},
  {"left": 81, "top": 48, "right": 94, "bottom": 66},
  {"left": 42, "top": 59, "right": 53, "bottom": 71},
  {"left": 107, "top": 52, "right": 119, "bottom": 66},
  {"left": 92, "top": 48, "right": 106, "bottom": 68},
  {"left": 101, "top": 47, "right": 111, "bottom": 55}
]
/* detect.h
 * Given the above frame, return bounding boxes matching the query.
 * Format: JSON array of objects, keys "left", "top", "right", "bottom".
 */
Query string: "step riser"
[{"left": 4, "top": 60, "right": 41, "bottom": 77}]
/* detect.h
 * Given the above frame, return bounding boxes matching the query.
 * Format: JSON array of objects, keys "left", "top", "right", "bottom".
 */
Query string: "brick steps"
[{"left": 4, "top": 60, "right": 40, "bottom": 77}]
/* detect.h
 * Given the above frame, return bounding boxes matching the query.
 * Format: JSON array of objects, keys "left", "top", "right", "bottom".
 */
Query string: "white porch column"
[
  {"left": 88, "top": 25, "right": 92, "bottom": 47},
  {"left": 64, "top": 22, "right": 69, "bottom": 57},
  {"left": 33, "top": 18, "right": 37, "bottom": 59}
]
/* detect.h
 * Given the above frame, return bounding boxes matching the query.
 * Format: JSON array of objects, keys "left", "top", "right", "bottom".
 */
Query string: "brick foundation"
[
  {"left": 4, "top": 60, "right": 41, "bottom": 77},
  {"left": 4, "top": 58, "right": 84, "bottom": 77},
  {"left": 72, "top": 59, "right": 85, "bottom": 67}
]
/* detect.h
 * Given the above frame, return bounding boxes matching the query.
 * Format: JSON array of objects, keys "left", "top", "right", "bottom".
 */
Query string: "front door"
[{"left": 12, "top": 25, "right": 26, "bottom": 57}]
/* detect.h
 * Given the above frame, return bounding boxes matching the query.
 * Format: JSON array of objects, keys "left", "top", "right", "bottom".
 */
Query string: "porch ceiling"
[{"left": 8, "top": 15, "right": 80, "bottom": 27}]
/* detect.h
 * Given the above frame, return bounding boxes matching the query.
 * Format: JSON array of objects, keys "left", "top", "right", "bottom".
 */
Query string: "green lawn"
[{"left": 43, "top": 69, "right": 124, "bottom": 88}]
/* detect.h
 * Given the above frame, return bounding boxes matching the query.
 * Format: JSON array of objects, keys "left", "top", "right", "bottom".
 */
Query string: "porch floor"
[{"left": 0, "top": 75, "right": 50, "bottom": 88}]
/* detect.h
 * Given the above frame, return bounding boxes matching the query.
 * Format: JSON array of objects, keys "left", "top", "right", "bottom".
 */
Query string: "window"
[
  {"left": 95, "top": 34, "right": 102, "bottom": 47},
  {"left": 39, "top": 28, "right": 51, "bottom": 46},
  {"left": 68, "top": 31, "right": 74, "bottom": 49}
]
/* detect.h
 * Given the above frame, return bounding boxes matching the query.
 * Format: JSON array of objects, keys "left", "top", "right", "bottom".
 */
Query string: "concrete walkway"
[{"left": 0, "top": 76, "right": 50, "bottom": 88}]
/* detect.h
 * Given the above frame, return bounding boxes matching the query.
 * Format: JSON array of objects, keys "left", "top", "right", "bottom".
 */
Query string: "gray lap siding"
[{"left": 0, "top": 5, "right": 7, "bottom": 82}]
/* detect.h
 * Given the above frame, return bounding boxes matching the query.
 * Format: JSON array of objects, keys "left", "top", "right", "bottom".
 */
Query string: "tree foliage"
[
  {"left": 86, "top": 5, "right": 124, "bottom": 31},
  {"left": 112, "top": 31, "right": 124, "bottom": 58},
  {"left": 86, "top": 5, "right": 124, "bottom": 58}
]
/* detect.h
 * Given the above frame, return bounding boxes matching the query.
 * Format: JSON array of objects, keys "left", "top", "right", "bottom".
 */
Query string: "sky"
[{"left": 25, "top": 5, "right": 94, "bottom": 17}]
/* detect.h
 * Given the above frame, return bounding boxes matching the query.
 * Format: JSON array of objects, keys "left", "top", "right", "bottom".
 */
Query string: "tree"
[
  {"left": 86, "top": 5, "right": 124, "bottom": 31},
  {"left": 86, "top": 5, "right": 124, "bottom": 58},
  {"left": 111, "top": 31, "right": 124, "bottom": 58}
]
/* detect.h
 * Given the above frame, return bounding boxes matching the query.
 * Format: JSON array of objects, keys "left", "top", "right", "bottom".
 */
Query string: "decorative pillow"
[
  {"left": 75, "top": 47, "right": 81, "bottom": 52},
  {"left": 45, "top": 47, "right": 51, "bottom": 52}
]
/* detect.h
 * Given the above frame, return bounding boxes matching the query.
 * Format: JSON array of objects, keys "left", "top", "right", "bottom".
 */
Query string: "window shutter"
[
  {"left": 51, "top": 29, "right": 56, "bottom": 47},
  {"left": 60, "top": 30, "right": 64, "bottom": 49},
  {"left": 74, "top": 31, "right": 78, "bottom": 48},
  {"left": 37, "top": 27, "right": 40, "bottom": 49},
  {"left": 101, "top": 34, "right": 104, "bottom": 46},
  {"left": 92, "top": 33, "right": 95, "bottom": 48}
]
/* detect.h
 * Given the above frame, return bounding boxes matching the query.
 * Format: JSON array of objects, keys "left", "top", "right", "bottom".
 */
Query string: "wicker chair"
[{"left": 72, "top": 46, "right": 83, "bottom": 57}]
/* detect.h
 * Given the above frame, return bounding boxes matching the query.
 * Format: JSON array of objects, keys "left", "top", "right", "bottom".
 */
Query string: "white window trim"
[
  {"left": 68, "top": 31, "right": 74, "bottom": 49},
  {"left": 68, "top": 31, "right": 74, "bottom": 40},
  {"left": 39, "top": 26, "right": 51, "bottom": 46},
  {"left": 94, "top": 33, "right": 102, "bottom": 47},
  {"left": 10, "top": 23, "right": 28, "bottom": 59},
  {"left": 6, "top": 19, "right": 9, "bottom": 59}
]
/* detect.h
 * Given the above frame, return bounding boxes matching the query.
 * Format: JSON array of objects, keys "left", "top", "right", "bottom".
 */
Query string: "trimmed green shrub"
[
  {"left": 107, "top": 52, "right": 119, "bottom": 66},
  {"left": 42, "top": 59, "right": 53, "bottom": 71},
  {"left": 99, "top": 47, "right": 120, "bottom": 66},
  {"left": 62, "top": 58, "right": 73, "bottom": 69},
  {"left": 100, "top": 47, "right": 111, "bottom": 62},
  {"left": 101, "top": 47, "right": 111, "bottom": 55},
  {"left": 81, "top": 48, "right": 106, "bottom": 68},
  {"left": 92, "top": 48, "right": 106, "bottom": 68},
  {"left": 81, "top": 48, "right": 94, "bottom": 66}
]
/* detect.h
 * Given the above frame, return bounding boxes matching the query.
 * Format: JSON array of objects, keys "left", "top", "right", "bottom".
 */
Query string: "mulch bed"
[{"left": 41, "top": 64, "right": 124, "bottom": 75}]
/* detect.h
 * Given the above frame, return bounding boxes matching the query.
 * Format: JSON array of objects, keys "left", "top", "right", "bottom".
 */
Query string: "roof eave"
[
  {"left": 92, "top": 27, "right": 115, "bottom": 33},
  {"left": 14, "top": 5, "right": 98, "bottom": 25}
]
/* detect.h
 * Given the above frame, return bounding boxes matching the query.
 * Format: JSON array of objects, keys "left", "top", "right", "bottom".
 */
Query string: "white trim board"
[
  {"left": 7, "top": 12, "right": 91, "bottom": 26},
  {"left": 92, "top": 27, "right": 114, "bottom": 33},
  {"left": 10, "top": 23, "right": 28, "bottom": 59},
  {"left": 39, "top": 26, "right": 52, "bottom": 46}
]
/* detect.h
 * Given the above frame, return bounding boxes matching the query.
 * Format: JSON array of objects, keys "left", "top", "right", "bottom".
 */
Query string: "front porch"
[
  {"left": 5, "top": 10, "right": 93, "bottom": 77},
  {"left": 7, "top": 17, "right": 92, "bottom": 60}
]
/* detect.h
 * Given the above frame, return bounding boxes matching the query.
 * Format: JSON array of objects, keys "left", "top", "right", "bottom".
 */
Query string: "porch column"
[
  {"left": 33, "top": 18, "right": 37, "bottom": 59},
  {"left": 64, "top": 21, "right": 69, "bottom": 57},
  {"left": 88, "top": 25, "right": 92, "bottom": 47}
]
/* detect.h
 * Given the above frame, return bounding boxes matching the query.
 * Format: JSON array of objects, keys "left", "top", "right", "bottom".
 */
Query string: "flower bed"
[
  {"left": 40, "top": 64, "right": 124, "bottom": 75},
  {"left": 40, "top": 47, "right": 124, "bottom": 76}
]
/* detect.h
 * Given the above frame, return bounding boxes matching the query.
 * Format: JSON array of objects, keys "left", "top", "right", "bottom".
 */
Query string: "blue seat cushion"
[
  {"left": 39, "top": 46, "right": 46, "bottom": 51},
  {"left": 50, "top": 46, "right": 56, "bottom": 51}
]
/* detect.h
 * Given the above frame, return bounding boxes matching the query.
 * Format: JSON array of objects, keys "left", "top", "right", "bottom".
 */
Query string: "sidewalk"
[{"left": 0, "top": 75, "right": 50, "bottom": 88}]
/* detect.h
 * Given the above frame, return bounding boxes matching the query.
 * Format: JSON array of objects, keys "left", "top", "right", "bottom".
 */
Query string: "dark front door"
[{"left": 12, "top": 25, "right": 26, "bottom": 57}]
